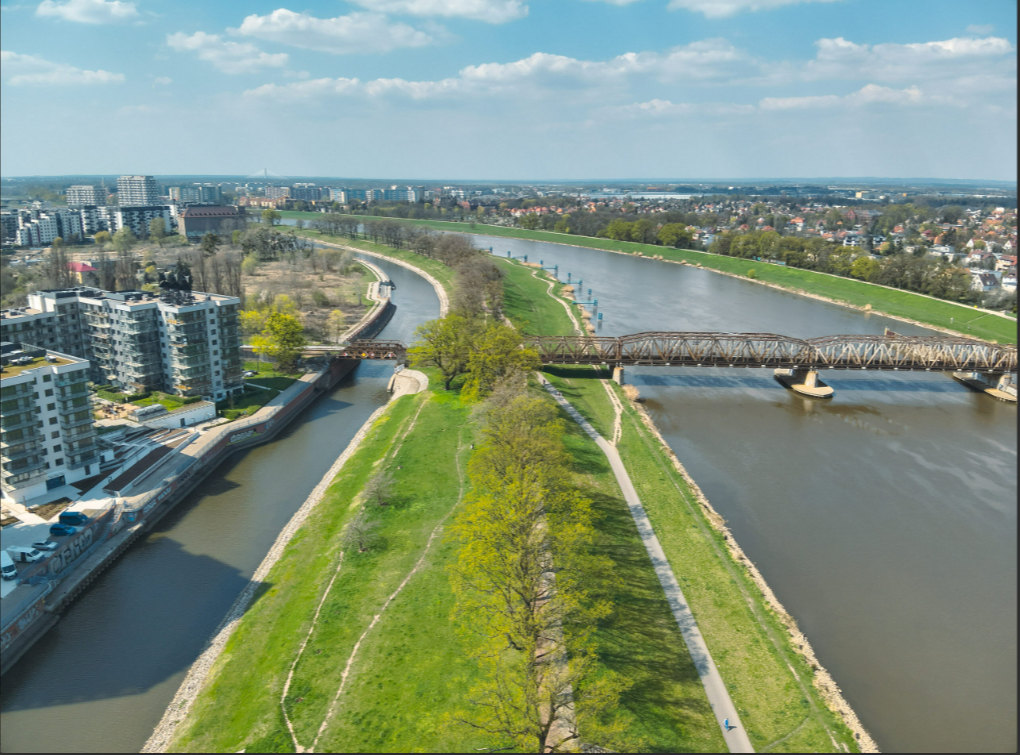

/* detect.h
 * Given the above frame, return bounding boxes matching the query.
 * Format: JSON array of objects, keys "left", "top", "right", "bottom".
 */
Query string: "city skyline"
[{"left": 1, "top": 0, "right": 1017, "bottom": 181}]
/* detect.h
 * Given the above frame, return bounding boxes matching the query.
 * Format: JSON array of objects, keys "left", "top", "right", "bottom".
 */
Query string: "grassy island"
[{"left": 162, "top": 237, "right": 863, "bottom": 753}]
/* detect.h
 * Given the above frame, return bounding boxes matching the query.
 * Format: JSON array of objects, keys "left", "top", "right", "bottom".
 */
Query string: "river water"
[
  {"left": 0, "top": 256, "right": 440, "bottom": 754},
  {"left": 473, "top": 234, "right": 1017, "bottom": 753},
  {"left": 1, "top": 234, "right": 1014, "bottom": 752}
]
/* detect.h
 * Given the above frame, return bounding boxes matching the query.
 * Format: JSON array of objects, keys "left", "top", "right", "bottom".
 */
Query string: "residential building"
[
  {"left": 115, "top": 205, "right": 174, "bottom": 238},
  {"left": 0, "top": 342, "right": 100, "bottom": 503},
  {"left": 66, "top": 185, "right": 105, "bottom": 207},
  {"left": 13, "top": 209, "right": 84, "bottom": 246},
  {"left": 0, "top": 287, "right": 243, "bottom": 402},
  {"left": 265, "top": 186, "right": 290, "bottom": 200},
  {"left": 116, "top": 175, "right": 161, "bottom": 206},
  {"left": 290, "top": 183, "right": 322, "bottom": 201}
]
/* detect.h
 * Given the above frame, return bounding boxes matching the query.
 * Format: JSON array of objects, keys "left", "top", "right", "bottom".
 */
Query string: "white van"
[
  {"left": 7, "top": 546, "right": 44, "bottom": 563},
  {"left": 0, "top": 551, "right": 17, "bottom": 581}
]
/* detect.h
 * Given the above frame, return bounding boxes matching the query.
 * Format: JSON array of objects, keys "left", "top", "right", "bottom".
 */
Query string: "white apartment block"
[
  {"left": 0, "top": 343, "right": 100, "bottom": 504},
  {"left": 66, "top": 185, "right": 106, "bottom": 207},
  {"left": 14, "top": 209, "right": 84, "bottom": 246},
  {"left": 1, "top": 287, "right": 244, "bottom": 402},
  {"left": 117, "top": 175, "right": 161, "bottom": 206}
]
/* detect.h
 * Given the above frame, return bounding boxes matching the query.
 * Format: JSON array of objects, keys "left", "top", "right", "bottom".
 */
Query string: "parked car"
[
  {"left": 32, "top": 540, "right": 59, "bottom": 551},
  {"left": 1, "top": 551, "right": 17, "bottom": 581},
  {"left": 243, "top": 370, "right": 257, "bottom": 377},
  {"left": 49, "top": 523, "right": 77, "bottom": 536},
  {"left": 7, "top": 546, "right": 44, "bottom": 563},
  {"left": 58, "top": 511, "right": 89, "bottom": 526}
]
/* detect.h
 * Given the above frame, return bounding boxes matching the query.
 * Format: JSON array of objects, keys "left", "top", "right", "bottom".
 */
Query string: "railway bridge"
[{"left": 300, "top": 332, "right": 1017, "bottom": 400}]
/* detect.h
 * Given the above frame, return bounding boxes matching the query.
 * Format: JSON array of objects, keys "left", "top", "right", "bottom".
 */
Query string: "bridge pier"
[
  {"left": 951, "top": 371, "right": 1018, "bottom": 403},
  {"left": 773, "top": 368, "right": 834, "bottom": 399},
  {"left": 612, "top": 366, "right": 625, "bottom": 386}
]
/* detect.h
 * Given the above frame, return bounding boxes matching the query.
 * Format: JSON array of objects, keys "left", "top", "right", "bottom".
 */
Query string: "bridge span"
[{"left": 300, "top": 332, "right": 1017, "bottom": 400}]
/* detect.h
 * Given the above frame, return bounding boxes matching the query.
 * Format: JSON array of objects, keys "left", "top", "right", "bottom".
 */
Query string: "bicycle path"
[{"left": 538, "top": 375, "right": 754, "bottom": 753}]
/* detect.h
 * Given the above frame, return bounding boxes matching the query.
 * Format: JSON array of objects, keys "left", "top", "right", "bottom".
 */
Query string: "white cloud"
[
  {"left": 667, "top": 0, "right": 837, "bottom": 18},
  {"left": 582, "top": 0, "right": 643, "bottom": 5},
  {"left": 0, "top": 49, "right": 125, "bottom": 84},
  {"left": 166, "top": 31, "right": 288, "bottom": 74},
  {"left": 808, "top": 35, "right": 1015, "bottom": 81},
  {"left": 153, "top": 76, "right": 172, "bottom": 86},
  {"left": 36, "top": 0, "right": 138, "bottom": 24},
  {"left": 760, "top": 83, "right": 924, "bottom": 110},
  {"left": 234, "top": 10, "right": 436, "bottom": 54},
  {"left": 965, "top": 24, "right": 994, "bottom": 35},
  {"left": 244, "top": 40, "right": 747, "bottom": 103},
  {"left": 609, "top": 98, "right": 754, "bottom": 117},
  {"left": 348, "top": 0, "right": 527, "bottom": 23}
]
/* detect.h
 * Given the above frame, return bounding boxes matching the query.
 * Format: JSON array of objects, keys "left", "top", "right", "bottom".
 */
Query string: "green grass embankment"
[
  {"left": 542, "top": 366, "right": 860, "bottom": 753},
  {"left": 280, "top": 211, "right": 1016, "bottom": 344},
  {"left": 169, "top": 391, "right": 492, "bottom": 753}
]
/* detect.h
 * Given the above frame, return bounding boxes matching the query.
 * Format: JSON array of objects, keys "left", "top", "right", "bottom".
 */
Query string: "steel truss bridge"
[{"left": 305, "top": 333, "right": 1017, "bottom": 374}]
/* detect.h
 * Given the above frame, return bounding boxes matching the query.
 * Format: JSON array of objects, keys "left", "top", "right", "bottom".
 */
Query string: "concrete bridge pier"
[
  {"left": 952, "top": 371, "right": 1018, "bottom": 402},
  {"left": 612, "top": 366, "right": 625, "bottom": 385},
  {"left": 773, "top": 368, "right": 834, "bottom": 399}
]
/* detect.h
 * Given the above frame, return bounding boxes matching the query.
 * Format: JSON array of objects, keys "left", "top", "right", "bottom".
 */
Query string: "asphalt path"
[{"left": 539, "top": 375, "right": 754, "bottom": 753}]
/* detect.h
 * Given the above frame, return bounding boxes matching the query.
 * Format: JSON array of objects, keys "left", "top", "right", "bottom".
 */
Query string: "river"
[
  {"left": 472, "top": 233, "right": 1017, "bottom": 753},
  {"left": 1, "top": 233, "right": 1014, "bottom": 753},
  {"left": 0, "top": 256, "right": 441, "bottom": 754}
]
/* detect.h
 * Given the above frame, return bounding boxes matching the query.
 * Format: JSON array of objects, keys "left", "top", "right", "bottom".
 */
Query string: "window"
[
  {"left": 45, "top": 388, "right": 54, "bottom": 397},
  {"left": 52, "top": 445, "right": 62, "bottom": 453},
  {"left": 42, "top": 374, "right": 52, "bottom": 382},
  {"left": 51, "top": 431, "right": 59, "bottom": 439},
  {"left": 49, "top": 417, "right": 58, "bottom": 425},
  {"left": 47, "top": 403, "right": 56, "bottom": 411},
  {"left": 54, "top": 458, "right": 63, "bottom": 466}
]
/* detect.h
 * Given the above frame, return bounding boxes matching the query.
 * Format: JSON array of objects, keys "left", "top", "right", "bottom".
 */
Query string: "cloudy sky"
[{"left": 0, "top": 0, "right": 1016, "bottom": 180}]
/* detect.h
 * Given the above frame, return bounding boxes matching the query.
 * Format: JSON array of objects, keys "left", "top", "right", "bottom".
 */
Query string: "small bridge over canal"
[{"left": 301, "top": 332, "right": 1017, "bottom": 399}]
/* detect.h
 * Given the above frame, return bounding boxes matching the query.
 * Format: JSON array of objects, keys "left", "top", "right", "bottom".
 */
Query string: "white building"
[
  {"left": 66, "top": 185, "right": 106, "bottom": 207},
  {"left": 1, "top": 287, "right": 244, "bottom": 402},
  {"left": 117, "top": 175, "right": 161, "bottom": 206},
  {"left": 0, "top": 343, "right": 100, "bottom": 504}
]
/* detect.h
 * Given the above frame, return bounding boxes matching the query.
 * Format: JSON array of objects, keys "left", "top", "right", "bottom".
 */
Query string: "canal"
[
  {"left": 474, "top": 233, "right": 1016, "bottom": 753},
  {"left": 0, "top": 256, "right": 441, "bottom": 754}
]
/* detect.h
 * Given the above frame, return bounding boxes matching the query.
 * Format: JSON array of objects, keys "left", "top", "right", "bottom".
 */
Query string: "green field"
[{"left": 279, "top": 210, "right": 1017, "bottom": 344}]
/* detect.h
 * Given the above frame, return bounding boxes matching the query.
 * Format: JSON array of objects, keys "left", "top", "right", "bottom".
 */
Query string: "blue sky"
[{"left": 1, "top": 0, "right": 1016, "bottom": 181}]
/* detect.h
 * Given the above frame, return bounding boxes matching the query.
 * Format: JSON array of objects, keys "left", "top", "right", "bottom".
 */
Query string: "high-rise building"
[
  {"left": 116, "top": 175, "right": 161, "bottom": 206},
  {"left": 0, "top": 287, "right": 244, "bottom": 402},
  {"left": 0, "top": 342, "right": 100, "bottom": 503},
  {"left": 66, "top": 185, "right": 105, "bottom": 207}
]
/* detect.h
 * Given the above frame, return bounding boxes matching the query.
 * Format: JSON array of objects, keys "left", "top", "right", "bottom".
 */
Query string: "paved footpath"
[{"left": 539, "top": 376, "right": 754, "bottom": 754}]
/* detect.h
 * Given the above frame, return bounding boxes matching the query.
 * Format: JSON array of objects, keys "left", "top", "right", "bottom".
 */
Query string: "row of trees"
[
  {"left": 709, "top": 230, "right": 986, "bottom": 304},
  {"left": 449, "top": 385, "right": 626, "bottom": 751}
]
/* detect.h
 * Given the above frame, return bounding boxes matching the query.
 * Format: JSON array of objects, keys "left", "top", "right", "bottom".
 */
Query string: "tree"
[
  {"left": 462, "top": 322, "right": 540, "bottom": 401},
  {"left": 93, "top": 230, "right": 111, "bottom": 248},
  {"left": 201, "top": 232, "right": 220, "bottom": 257},
  {"left": 362, "top": 469, "right": 396, "bottom": 507},
  {"left": 262, "top": 208, "right": 281, "bottom": 226},
  {"left": 657, "top": 223, "right": 693, "bottom": 249},
  {"left": 261, "top": 311, "right": 306, "bottom": 371},
  {"left": 341, "top": 508, "right": 378, "bottom": 553},
  {"left": 450, "top": 390, "right": 625, "bottom": 752},
  {"left": 326, "top": 309, "right": 347, "bottom": 343},
  {"left": 112, "top": 227, "right": 137, "bottom": 253},
  {"left": 408, "top": 313, "right": 478, "bottom": 391},
  {"left": 148, "top": 217, "right": 167, "bottom": 247}
]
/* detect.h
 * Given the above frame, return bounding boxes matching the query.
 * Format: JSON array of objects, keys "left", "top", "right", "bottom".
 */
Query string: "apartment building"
[
  {"left": 116, "top": 175, "right": 161, "bottom": 206},
  {"left": 0, "top": 287, "right": 243, "bottom": 402},
  {"left": 66, "top": 185, "right": 106, "bottom": 207},
  {"left": 0, "top": 342, "right": 100, "bottom": 503},
  {"left": 12, "top": 208, "right": 84, "bottom": 246}
]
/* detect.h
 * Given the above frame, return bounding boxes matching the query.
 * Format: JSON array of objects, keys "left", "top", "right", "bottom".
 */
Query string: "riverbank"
[{"left": 283, "top": 212, "right": 1015, "bottom": 345}]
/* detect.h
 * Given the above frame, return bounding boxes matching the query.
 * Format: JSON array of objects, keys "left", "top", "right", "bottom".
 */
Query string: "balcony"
[
  {"left": 1, "top": 444, "right": 43, "bottom": 464},
  {"left": 62, "top": 415, "right": 94, "bottom": 430},
  {"left": 1, "top": 455, "right": 47, "bottom": 479},
  {"left": 0, "top": 412, "right": 38, "bottom": 433}
]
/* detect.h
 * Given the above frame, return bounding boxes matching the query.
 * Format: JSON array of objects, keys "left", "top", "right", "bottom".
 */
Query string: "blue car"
[{"left": 49, "top": 523, "right": 77, "bottom": 536}]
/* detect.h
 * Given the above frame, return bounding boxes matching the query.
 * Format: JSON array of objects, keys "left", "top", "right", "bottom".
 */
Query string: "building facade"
[
  {"left": 0, "top": 287, "right": 243, "bottom": 402},
  {"left": 0, "top": 342, "right": 100, "bottom": 503},
  {"left": 177, "top": 205, "right": 244, "bottom": 241},
  {"left": 116, "top": 175, "right": 161, "bottom": 207},
  {"left": 66, "top": 185, "right": 105, "bottom": 207}
]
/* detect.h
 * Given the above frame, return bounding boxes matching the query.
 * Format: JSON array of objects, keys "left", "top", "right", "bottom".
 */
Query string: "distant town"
[{"left": 2, "top": 174, "right": 1016, "bottom": 315}]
